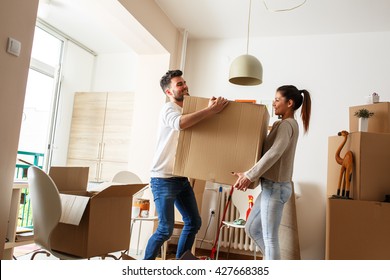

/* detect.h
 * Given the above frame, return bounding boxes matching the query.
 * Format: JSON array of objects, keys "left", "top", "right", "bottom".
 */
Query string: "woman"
[{"left": 232, "top": 85, "right": 311, "bottom": 260}]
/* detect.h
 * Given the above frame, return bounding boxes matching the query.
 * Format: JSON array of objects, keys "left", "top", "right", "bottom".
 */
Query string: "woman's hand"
[{"left": 231, "top": 172, "right": 252, "bottom": 191}]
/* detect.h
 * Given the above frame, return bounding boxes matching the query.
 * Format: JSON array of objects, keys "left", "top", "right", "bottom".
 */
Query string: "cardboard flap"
[
  {"left": 87, "top": 181, "right": 135, "bottom": 192},
  {"left": 49, "top": 166, "right": 89, "bottom": 191},
  {"left": 59, "top": 193, "right": 90, "bottom": 225},
  {"left": 92, "top": 184, "right": 148, "bottom": 199}
]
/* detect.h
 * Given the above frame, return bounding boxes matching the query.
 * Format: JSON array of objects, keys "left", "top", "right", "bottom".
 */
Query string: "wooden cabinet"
[{"left": 67, "top": 92, "right": 134, "bottom": 182}]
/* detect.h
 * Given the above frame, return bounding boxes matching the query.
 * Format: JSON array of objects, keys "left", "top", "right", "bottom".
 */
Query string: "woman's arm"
[{"left": 233, "top": 121, "right": 294, "bottom": 189}]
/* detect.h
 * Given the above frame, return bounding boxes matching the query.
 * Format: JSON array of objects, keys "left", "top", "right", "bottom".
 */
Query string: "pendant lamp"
[{"left": 229, "top": 0, "right": 263, "bottom": 86}]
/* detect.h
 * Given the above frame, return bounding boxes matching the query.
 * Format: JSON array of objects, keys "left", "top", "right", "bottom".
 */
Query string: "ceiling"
[
  {"left": 37, "top": 0, "right": 390, "bottom": 54},
  {"left": 155, "top": 0, "right": 390, "bottom": 39}
]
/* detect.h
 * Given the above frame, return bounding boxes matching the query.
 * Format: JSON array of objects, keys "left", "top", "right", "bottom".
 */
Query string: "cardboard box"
[
  {"left": 174, "top": 96, "right": 269, "bottom": 186},
  {"left": 326, "top": 198, "right": 390, "bottom": 259},
  {"left": 349, "top": 102, "right": 390, "bottom": 133},
  {"left": 48, "top": 166, "right": 147, "bottom": 258},
  {"left": 49, "top": 166, "right": 90, "bottom": 192},
  {"left": 327, "top": 132, "right": 390, "bottom": 201}
]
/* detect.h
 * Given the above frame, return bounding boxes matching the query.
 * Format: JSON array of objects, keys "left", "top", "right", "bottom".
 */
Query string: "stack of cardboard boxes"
[{"left": 326, "top": 102, "right": 390, "bottom": 259}]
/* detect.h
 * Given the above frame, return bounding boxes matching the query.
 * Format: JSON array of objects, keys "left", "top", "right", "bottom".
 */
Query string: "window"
[{"left": 17, "top": 25, "right": 64, "bottom": 173}]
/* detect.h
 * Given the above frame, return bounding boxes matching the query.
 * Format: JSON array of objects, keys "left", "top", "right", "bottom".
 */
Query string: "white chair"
[
  {"left": 216, "top": 187, "right": 260, "bottom": 260},
  {"left": 27, "top": 166, "right": 84, "bottom": 260},
  {"left": 112, "top": 170, "right": 142, "bottom": 184}
]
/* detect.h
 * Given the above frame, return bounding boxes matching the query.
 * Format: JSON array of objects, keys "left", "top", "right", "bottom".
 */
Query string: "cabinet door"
[
  {"left": 67, "top": 92, "right": 107, "bottom": 161},
  {"left": 101, "top": 92, "right": 134, "bottom": 162}
]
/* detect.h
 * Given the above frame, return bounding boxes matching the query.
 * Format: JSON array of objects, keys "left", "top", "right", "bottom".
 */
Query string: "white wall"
[
  {"left": 127, "top": 54, "right": 170, "bottom": 182},
  {"left": 184, "top": 31, "right": 390, "bottom": 259},
  {"left": 92, "top": 52, "right": 138, "bottom": 92}
]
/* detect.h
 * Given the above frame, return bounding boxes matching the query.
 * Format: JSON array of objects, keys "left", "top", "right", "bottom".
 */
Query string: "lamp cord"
[
  {"left": 199, "top": 212, "right": 213, "bottom": 249},
  {"left": 246, "top": 0, "right": 307, "bottom": 54},
  {"left": 263, "top": 0, "right": 307, "bottom": 12},
  {"left": 246, "top": 0, "right": 252, "bottom": 54}
]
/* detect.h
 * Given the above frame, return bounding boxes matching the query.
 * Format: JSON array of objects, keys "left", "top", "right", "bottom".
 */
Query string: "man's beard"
[
  {"left": 173, "top": 89, "right": 189, "bottom": 102},
  {"left": 174, "top": 95, "right": 184, "bottom": 102}
]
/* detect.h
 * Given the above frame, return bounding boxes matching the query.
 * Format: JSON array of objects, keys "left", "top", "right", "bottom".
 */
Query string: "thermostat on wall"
[{"left": 7, "top": 37, "right": 21, "bottom": 57}]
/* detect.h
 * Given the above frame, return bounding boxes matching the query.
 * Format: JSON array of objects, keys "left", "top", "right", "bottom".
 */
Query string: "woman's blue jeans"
[
  {"left": 143, "top": 177, "right": 201, "bottom": 260},
  {"left": 245, "top": 178, "right": 292, "bottom": 260}
]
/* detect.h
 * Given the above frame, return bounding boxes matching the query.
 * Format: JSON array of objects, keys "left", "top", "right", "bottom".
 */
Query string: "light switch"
[{"left": 7, "top": 37, "right": 21, "bottom": 57}]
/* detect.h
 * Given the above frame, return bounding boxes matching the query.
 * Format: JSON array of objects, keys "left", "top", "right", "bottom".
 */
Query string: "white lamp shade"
[{"left": 229, "top": 54, "right": 263, "bottom": 86}]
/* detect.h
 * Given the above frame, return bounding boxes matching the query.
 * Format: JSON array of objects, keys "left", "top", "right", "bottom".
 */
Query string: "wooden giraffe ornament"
[{"left": 335, "top": 130, "right": 354, "bottom": 198}]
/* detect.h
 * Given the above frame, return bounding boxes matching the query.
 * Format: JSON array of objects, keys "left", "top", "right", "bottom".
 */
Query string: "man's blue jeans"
[
  {"left": 143, "top": 177, "right": 201, "bottom": 260},
  {"left": 245, "top": 178, "right": 292, "bottom": 260}
]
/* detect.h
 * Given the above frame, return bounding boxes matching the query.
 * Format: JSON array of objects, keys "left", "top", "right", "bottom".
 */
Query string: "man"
[{"left": 144, "top": 70, "right": 228, "bottom": 259}]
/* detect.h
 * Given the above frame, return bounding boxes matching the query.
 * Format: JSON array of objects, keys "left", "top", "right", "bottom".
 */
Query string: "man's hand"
[
  {"left": 232, "top": 172, "right": 252, "bottom": 191},
  {"left": 208, "top": 96, "right": 229, "bottom": 113},
  {"left": 179, "top": 96, "right": 229, "bottom": 129}
]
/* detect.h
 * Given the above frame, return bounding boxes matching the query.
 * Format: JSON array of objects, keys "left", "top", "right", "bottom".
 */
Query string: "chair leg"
[
  {"left": 30, "top": 250, "right": 51, "bottom": 260},
  {"left": 136, "top": 220, "right": 143, "bottom": 255},
  {"left": 101, "top": 254, "right": 119, "bottom": 260},
  {"left": 216, "top": 224, "right": 227, "bottom": 260},
  {"left": 161, "top": 241, "right": 168, "bottom": 260},
  {"left": 191, "top": 240, "right": 196, "bottom": 255},
  {"left": 226, "top": 226, "right": 233, "bottom": 260}
]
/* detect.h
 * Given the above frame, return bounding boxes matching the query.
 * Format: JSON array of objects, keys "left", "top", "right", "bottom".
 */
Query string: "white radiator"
[{"left": 217, "top": 186, "right": 257, "bottom": 252}]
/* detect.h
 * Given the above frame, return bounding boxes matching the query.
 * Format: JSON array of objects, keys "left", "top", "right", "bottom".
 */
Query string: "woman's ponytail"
[{"left": 299, "top": 90, "right": 311, "bottom": 133}]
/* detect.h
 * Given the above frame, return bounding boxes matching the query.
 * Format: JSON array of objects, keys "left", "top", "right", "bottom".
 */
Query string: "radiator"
[{"left": 217, "top": 186, "right": 257, "bottom": 252}]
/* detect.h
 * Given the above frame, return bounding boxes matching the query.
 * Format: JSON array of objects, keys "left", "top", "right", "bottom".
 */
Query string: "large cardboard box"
[
  {"left": 48, "top": 167, "right": 147, "bottom": 258},
  {"left": 349, "top": 102, "right": 390, "bottom": 133},
  {"left": 326, "top": 198, "right": 390, "bottom": 259},
  {"left": 327, "top": 132, "right": 390, "bottom": 201},
  {"left": 174, "top": 96, "right": 269, "bottom": 186}
]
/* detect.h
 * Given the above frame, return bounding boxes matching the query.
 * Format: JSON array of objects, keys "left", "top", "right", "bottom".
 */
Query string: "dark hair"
[
  {"left": 160, "top": 70, "right": 183, "bottom": 93},
  {"left": 277, "top": 85, "right": 312, "bottom": 133}
]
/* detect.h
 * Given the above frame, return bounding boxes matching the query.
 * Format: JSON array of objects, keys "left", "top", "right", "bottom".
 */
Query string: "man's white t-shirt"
[{"left": 150, "top": 102, "right": 182, "bottom": 178}]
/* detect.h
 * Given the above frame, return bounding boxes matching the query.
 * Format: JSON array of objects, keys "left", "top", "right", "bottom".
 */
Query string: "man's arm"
[{"left": 179, "top": 96, "right": 229, "bottom": 129}]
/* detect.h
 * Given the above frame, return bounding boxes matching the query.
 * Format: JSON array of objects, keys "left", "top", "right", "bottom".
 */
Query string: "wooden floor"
[
  {"left": 163, "top": 245, "right": 261, "bottom": 260},
  {"left": 12, "top": 243, "right": 261, "bottom": 260}
]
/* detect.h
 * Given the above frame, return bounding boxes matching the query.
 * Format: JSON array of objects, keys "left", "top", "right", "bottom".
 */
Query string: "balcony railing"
[{"left": 15, "top": 150, "right": 44, "bottom": 228}]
